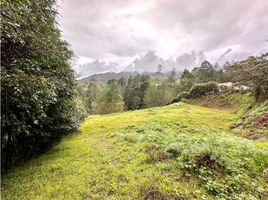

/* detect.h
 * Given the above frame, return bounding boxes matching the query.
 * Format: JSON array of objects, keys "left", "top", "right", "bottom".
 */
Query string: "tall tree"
[
  {"left": 97, "top": 83, "right": 124, "bottom": 114},
  {"left": 179, "top": 69, "right": 196, "bottom": 92},
  {"left": 144, "top": 84, "right": 160, "bottom": 107},
  {"left": 124, "top": 75, "right": 150, "bottom": 110},
  {"left": 192, "top": 60, "right": 215, "bottom": 82},
  {"left": 168, "top": 67, "right": 177, "bottom": 83},
  {"left": 1, "top": 0, "right": 79, "bottom": 170},
  {"left": 84, "top": 81, "right": 105, "bottom": 114}
]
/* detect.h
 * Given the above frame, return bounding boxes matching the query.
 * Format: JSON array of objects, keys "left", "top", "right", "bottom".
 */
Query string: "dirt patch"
[
  {"left": 141, "top": 186, "right": 184, "bottom": 200},
  {"left": 195, "top": 155, "right": 225, "bottom": 174},
  {"left": 245, "top": 132, "right": 262, "bottom": 140},
  {"left": 197, "top": 94, "right": 236, "bottom": 109},
  {"left": 141, "top": 186, "right": 168, "bottom": 200},
  {"left": 257, "top": 93, "right": 268, "bottom": 103},
  {"left": 145, "top": 145, "right": 167, "bottom": 163},
  {"left": 255, "top": 115, "right": 268, "bottom": 127}
]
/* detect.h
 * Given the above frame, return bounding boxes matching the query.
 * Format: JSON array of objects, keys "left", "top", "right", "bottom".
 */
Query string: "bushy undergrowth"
[{"left": 116, "top": 121, "right": 268, "bottom": 199}]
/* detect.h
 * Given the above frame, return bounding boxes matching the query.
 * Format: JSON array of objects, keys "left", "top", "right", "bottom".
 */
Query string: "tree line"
[
  {"left": 78, "top": 56, "right": 268, "bottom": 116},
  {"left": 77, "top": 62, "right": 230, "bottom": 114}
]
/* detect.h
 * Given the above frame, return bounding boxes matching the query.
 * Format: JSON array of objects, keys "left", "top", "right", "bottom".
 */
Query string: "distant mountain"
[
  {"left": 75, "top": 50, "right": 206, "bottom": 77},
  {"left": 78, "top": 70, "right": 182, "bottom": 84},
  {"left": 78, "top": 71, "right": 139, "bottom": 84}
]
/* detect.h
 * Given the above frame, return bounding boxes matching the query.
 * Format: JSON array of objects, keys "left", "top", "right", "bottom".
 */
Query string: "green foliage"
[
  {"left": 179, "top": 69, "right": 196, "bottom": 92},
  {"left": 144, "top": 84, "right": 161, "bottom": 107},
  {"left": 78, "top": 74, "right": 179, "bottom": 113},
  {"left": 1, "top": 0, "right": 79, "bottom": 170},
  {"left": 168, "top": 67, "right": 177, "bottom": 83},
  {"left": 144, "top": 80, "right": 177, "bottom": 108},
  {"left": 80, "top": 81, "right": 106, "bottom": 114},
  {"left": 170, "top": 91, "right": 190, "bottom": 104},
  {"left": 178, "top": 61, "right": 230, "bottom": 93},
  {"left": 192, "top": 61, "right": 215, "bottom": 82},
  {"left": 97, "top": 83, "right": 124, "bottom": 114},
  {"left": 73, "top": 99, "right": 88, "bottom": 123},
  {"left": 223, "top": 92, "right": 255, "bottom": 108},
  {"left": 123, "top": 75, "right": 150, "bottom": 110},
  {"left": 227, "top": 53, "right": 268, "bottom": 95},
  {"left": 189, "top": 82, "right": 218, "bottom": 98},
  {"left": 233, "top": 100, "right": 268, "bottom": 139}
]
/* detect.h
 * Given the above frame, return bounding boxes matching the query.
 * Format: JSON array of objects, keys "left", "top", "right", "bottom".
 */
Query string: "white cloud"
[{"left": 58, "top": 0, "right": 268, "bottom": 73}]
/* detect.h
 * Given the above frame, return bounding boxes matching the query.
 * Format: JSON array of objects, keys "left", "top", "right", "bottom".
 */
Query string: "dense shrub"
[
  {"left": 1, "top": 0, "right": 80, "bottom": 170},
  {"left": 189, "top": 82, "right": 218, "bottom": 98},
  {"left": 169, "top": 91, "right": 190, "bottom": 104},
  {"left": 179, "top": 91, "right": 190, "bottom": 99}
]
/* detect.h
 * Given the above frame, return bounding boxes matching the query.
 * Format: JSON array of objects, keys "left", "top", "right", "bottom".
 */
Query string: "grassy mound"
[{"left": 2, "top": 102, "right": 268, "bottom": 199}]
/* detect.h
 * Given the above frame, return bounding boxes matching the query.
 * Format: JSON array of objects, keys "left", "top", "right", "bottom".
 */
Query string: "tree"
[
  {"left": 168, "top": 68, "right": 177, "bottom": 83},
  {"left": 1, "top": 0, "right": 80, "bottom": 170},
  {"left": 179, "top": 69, "right": 196, "bottom": 92},
  {"left": 157, "top": 64, "right": 163, "bottom": 73},
  {"left": 118, "top": 76, "right": 127, "bottom": 87},
  {"left": 181, "top": 69, "right": 193, "bottom": 79},
  {"left": 124, "top": 76, "right": 140, "bottom": 110},
  {"left": 144, "top": 84, "right": 160, "bottom": 107},
  {"left": 144, "top": 79, "right": 177, "bottom": 108},
  {"left": 159, "top": 80, "right": 176, "bottom": 105},
  {"left": 226, "top": 53, "right": 268, "bottom": 96},
  {"left": 107, "top": 78, "right": 117, "bottom": 85},
  {"left": 84, "top": 81, "right": 105, "bottom": 114},
  {"left": 97, "top": 83, "right": 124, "bottom": 114},
  {"left": 123, "top": 75, "right": 150, "bottom": 110},
  {"left": 192, "top": 60, "right": 215, "bottom": 82}
]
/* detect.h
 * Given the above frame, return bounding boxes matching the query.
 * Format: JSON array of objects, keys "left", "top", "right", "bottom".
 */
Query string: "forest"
[{"left": 1, "top": 0, "right": 268, "bottom": 199}]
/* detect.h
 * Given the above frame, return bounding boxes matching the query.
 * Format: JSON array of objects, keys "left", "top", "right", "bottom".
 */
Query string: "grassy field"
[{"left": 2, "top": 101, "right": 268, "bottom": 199}]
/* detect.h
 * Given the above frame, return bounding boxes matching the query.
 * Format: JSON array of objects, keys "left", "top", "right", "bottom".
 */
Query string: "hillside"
[
  {"left": 78, "top": 71, "right": 180, "bottom": 84},
  {"left": 2, "top": 94, "right": 268, "bottom": 200}
]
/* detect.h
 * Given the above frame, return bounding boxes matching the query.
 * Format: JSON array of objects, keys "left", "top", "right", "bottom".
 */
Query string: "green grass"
[
  {"left": 233, "top": 100, "right": 268, "bottom": 139},
  {"left": 2, "top": 102, "right": 268, "bottom": 199}
]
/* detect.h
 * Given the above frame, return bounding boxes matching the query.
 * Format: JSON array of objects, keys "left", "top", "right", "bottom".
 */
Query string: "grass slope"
[{"left": 2, "top": 102, "right": 268, "bottom": 199}]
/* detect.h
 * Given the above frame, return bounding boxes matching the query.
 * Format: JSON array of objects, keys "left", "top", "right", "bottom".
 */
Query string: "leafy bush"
[
  {"left": 189, "top": 82, "right": 218, "bottom": 98},
  {"left": 169, "top": 91, "right": 190, "bottom": 104},
  {"left": 73, "top": 99, "right": 88, "bottom": 123}
]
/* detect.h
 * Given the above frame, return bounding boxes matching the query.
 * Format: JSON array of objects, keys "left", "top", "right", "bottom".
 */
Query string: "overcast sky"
[{"left": 58, "top": 0, "right": 268, "bottom": 74}]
